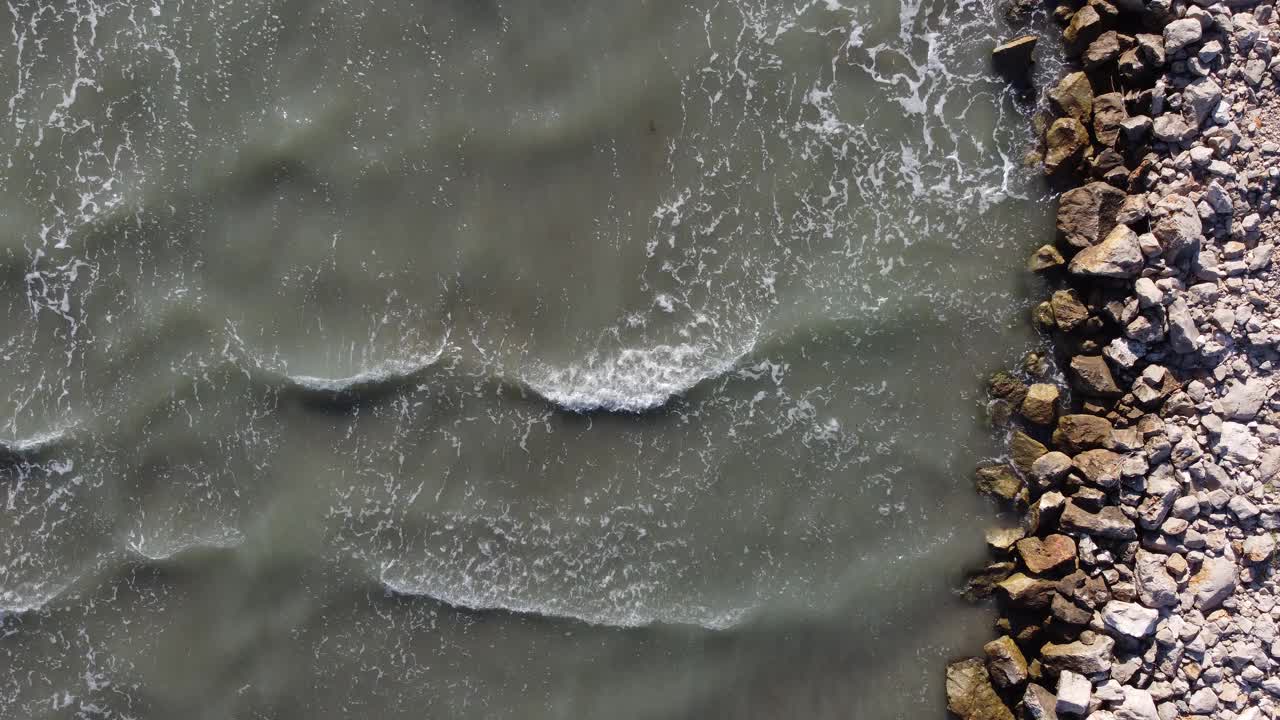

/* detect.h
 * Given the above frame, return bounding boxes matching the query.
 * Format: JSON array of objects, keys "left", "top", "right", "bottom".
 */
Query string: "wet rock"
[
  {"left": 1039, "top": 632, "right": 1115, "bottom": 675},
  {"left": 984, "top": 635, "right": 1029, "bottom": 689},
  {"left": 965, "top": 562, "right": 1017, "bottom": 601},
  {"left": 1028, "top": 244, "right": 1065, "bottom": 272},
  {"left": 1068, "top": 225, "right": 1142, "bottom": 279},
  {"left": 990, "top": 371, "right": 1028, "bottom": 406},
  {"left": 1011, "top": 432, "right": 1049, "bottom": 474},
  {"left": 993, "top": 35, "right": 1039, "bottom": 85},
  {"left": 1068, "top": 355, "right": 1122, "bottom": 398},
  {"left": 1045, "top": 118, "right": 1089, "bottom": 175},
  {"left": 1053, "top": 415, "right": 1114, "bottom": 454},
  {"left": 1016, "top": 534, "right": 1078, "bottom": 575},
  {"left": 1189, "top": 557, "right": 1237, "bottom": 610},
  {"left": 1057, "top": 182, "right": 1125, "bottom": 249},
  {"left": 1021, "top": 384, "right": 1060, "bottom": 426},
  {"left": 976, "top": 464, "right": 1025, "bottom": 504},
  {"left": 1048, "top": 72, "right": 1094, "bottom": 124},
  {"left": 1059, "top": 502, "right": 1136, "bottom": 540},
  {"left": 947, "top": 658, "right": 1015, "bottom": 720},
  {"left": 1050, "top": 290, "right": 1089, "bottom": 333}
]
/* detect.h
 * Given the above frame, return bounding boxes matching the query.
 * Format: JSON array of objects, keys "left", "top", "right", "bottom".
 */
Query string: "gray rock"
[
  {"left": 1214, "top": 421, "right": 1259, "bottom": 463},
  {"left": 1151, "top": 194, "right": 1202, "bottom": 259},
  {"left": 1152, "top": 113, "right": 1192, "bottom": 143},
  {"left": 1039, "top": 632, "right": 1115, "bottom": 675},
  {"left": 1020, "top": 684, "right": 1059, "bottom": 720},
  {"left": 1059, "top": 502, "right": 1136, "bottom": 540},
  {"left": 1101, "top": 600, "right": 1159, "bottom": 639},
  {"left": 1164, "top": 19, "right": 1203, "bottom": 54},
  {"left": 1055, "top": 670, "right": 1091, "bottom": 716},
  {"left": 1057, "top": 182, "right": 1126, "bottom": 250},
  {"left": 1189, "top": 557, "right": 1237, "bottom": 610},
  {"left": 1219, "top": 379, "right": 1267, "bottom": 420},
  {"left": 1113, "top": 687, "right": 1159, "bottom": 720},
  {"left": 1135, "top": 550, "right": 1179, "bottom": 608},
  {"left": 1166, "top": 299, "right": 1200, "bottom": 354},
  {"left": 1183, "top": 77, "right": 1221, "bottom": 125}
]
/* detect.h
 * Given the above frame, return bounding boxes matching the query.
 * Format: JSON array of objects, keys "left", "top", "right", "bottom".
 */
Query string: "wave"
[
  {"left": 520, "top": 336, "right": 758, "bottom": 414},
  {"left": 0, "top": 426, "right": 75, "bottom": 466},
  {"left": 377, "top": 570, "right": 754, "bottom": 631}
]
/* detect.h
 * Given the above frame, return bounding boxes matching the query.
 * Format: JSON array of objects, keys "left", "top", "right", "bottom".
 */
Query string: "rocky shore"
[{"left": 952, "top": 2, "right": 1280, "bottom": 719}]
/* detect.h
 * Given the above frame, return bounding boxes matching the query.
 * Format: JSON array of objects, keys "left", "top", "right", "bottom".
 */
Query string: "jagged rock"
[
  {"left": 1058, "top": 570, "right": 1109, "bottom": 609},
  {"left": 1021, "top": 384, "right": 1060, "bottom": 426},
  {"left": 1053, "top": 414, "right": 1113, "bottom": 454},
  {"left": 1050, "top": 290, "right": 1089, "bottom": 333},
  {"left": 965, "top": 562, "right": 1017, "bottom": 601},
  {"left": 1165, "top": 299, "right": 1200, "bottom": 354},
  {"left": 984, "top": 635, "right": 1029, "bottom": 689},
  {"left": 1113, "top": 687, "right": 1159, "bottom": 720},
  {"left": 1040, "top": 632, "right": 1115, "bottom": 675},
  {"left": 1028, "top": 244, "right": 1065, "bottom": 272},
  {"left": 976, "top": 464, "right": 1024, "bottom": 504},
  {"left": 1064, "top": 6, "right": 1105, "bottom": 50},
  {"left": 993, "top": 35, "right": 1039, "bottom": 85},
  {"left": 1092, "top": 92, "right": 1126, "bottom": 147},
  {"left": 1135, "top": 550, "right": 1178, "bottom": 608},
  {"left": 1151, "top": 194, "right": 1202, "bottom": 260},
  {"left": 1050, "top": 591, "right": 1092, "bottom": 626},
  {"left": 1068, "top": 225, "right": 1142, "bottom": 279},
  {"left": 1068, "top": 355, "right": 1121, "bottom": 398},
  {"left": 1019, "top": 684, "right": 1059, "bottom": 720},
  {"left": 1183, "top": 77, "right": 1221, "bottom": 126},
  {"left": 991, "top": 371, "right": 1028, "bottom": 406},
  {"left": 1057, "top": 182, "right": 1124, "bottom": 249},
  {"left": 947, "top": 658, "right": 1015, "bottom": 720},
  {"left": 1101, "top": 600, "right": 1159, "bottom": 640},
  {"left": 1163, "top": 18, "right": 1202, "bottom": 54},
  {"left": 1189, "top": 557, "right": 1238, "bottom": 610},
  {"left": 1072, "top": 449, "right": 1123, "bottom": 488},
  {"left": 1048, "top": 72, "right": 1094, "bottom": 124},
  {"left": 1055, "top": 670, "right": 1091, "bottom": 716},
  {"left": 1016, "top": 534, "right": 1077, "bottom": 575},
  {"left": 1084, "top": 31, "right": 1125, "bottom": 70},
  {"left": 1059, "top": 502, "right": 1136, "bottom": 540},
  {"left": 1045, "top": 118, "right": 1089, "bottom": 175},
  {"left": 1011, "top": 432, "right": 1048, "bottom": 474}
]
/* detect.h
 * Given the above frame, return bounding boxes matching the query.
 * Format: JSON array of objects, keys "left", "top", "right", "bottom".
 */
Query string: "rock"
[
  {"left": 965, "top": 562, "right": 1017, "bottom": 601},
  {"left": 1020, "top": 684, "right": 1059, "bottom": 720},
  {"left": 1101, "top": 600, "right": 1159, "bottom": 640},
  {"left": 998, "top": 573, "right": 1059, "bottom": 609},
  {"left": 976, "top": 464, "right": 1024, "bottom": 504},
  {"left": 993, "top": 35, "right": 1039, "bottom": 85},
  {"left": 1059, "top": 502, "right": 1136, "bottom": 540},
  {"left": 1058, "top": 569, "right": 1110, "bottom": 609},
  {"left": 1084, "top": 31, "right": 1124, "bottom": 70},
  {"left": 1151, "top": 194, "right": 1202, "bottom": 260},
  {"left": 1010, "top": 432, "right": 1048, "bottom": 474},
  {"left": 1039, "top": 632, "right": 1115, "bottom": 675},
  {"left": 1187, "top": 688, "right": 1217, "bottom": 715},
  {"left": 1151, "top": 113, "right": 1192, "bottom": 143},
  {"left": 986, "top": 526, "right": 1025, "bottom": 553},
  {"left": 990, "top": 371, "right": 1028, "bottom": 406},
  {"left": 1204, "top": 180, "right": 1231, "bottom": 215},
  {"left": 1021, "top": 384, "right": 1060, "bottom": 426},
  {"left": 1214, "top": 421, "right": 1259, "bottom": 464},
  {"left": 947, "top": 658, "right": 1015, "bottom": 720},
  {"left": 1028, "top": 244, "right": 1065, "bottom": 272},
  {"left": 1055, "top": 670, "right": 1091, "bottom": 716},
  {"left": 1068, "top": 225, "right": 1142, "bottom": 279},
  {"left": 1113, "top": 687, "right": 1159, "bottom": 720},
  {"left": 1119, "top": 115, "right": 1151, "bottom": 146},
  {"left": 1219, "top": 379, "right": 1267, "bottom": 421},
  {"left": 1045, "top": 118, "right": 1089, "bottom": 175},
  {"left": 1064, "top": 6, "right": 1105, "bottom": 51},
  {"left": 1050, "top": 290, "right": 1089, "bottom": 333},
  {"left": 1068, "top": 355, "right": 1121, "bottom": 398},
  {"left": 1165, "top": 299, "right": 1199, "bottom": 354},
  {"left": 1243, "top": 534, "right": 1276, "bottom": 564},
  {"left": 1016, "top": 534, "right": 1077, "bottom": 575},
  {"left": 1189, "top": 557, "right": 1237, "bottom": 610},
  {"left": 1163, "top": 18, "right": 1202, "bottom": 54},
  {"left": 1030, "top": 452, "right": 1073, "bottom": 490},
  {"left": 1182, "top": 77, "right": 1221, "bottom": 126},
  {"left": 1092, "top": 92, "right": 1126, "bottom": 147},
  {"left": 1048, "top": 72, "right": 1094, "bottom": 124},
  {"left": 1053, "top": 415, "right": 1113, "bottom": 454},
  {"left": 1057, "top": 182, "right": 1125, "bottom": 249},
  {"left": 1072, "top": 449, "right": 1123, "bottom": 488},
  {"left": 1135, "top": 550, "right": 1178, "bottom": 607},
  {"left": 984, "top": 635, "right": 1029, "bottom": 689}
]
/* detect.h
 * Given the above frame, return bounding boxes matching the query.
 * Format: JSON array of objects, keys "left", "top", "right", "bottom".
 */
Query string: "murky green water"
[{"left": 0, "top": 1, "right": 1056, "bottom": 717}]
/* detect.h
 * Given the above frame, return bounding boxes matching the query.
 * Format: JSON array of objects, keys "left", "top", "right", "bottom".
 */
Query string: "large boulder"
[
  {"left": 1045, "top": 117, "right": 1089, "bottom": 175},
  {"left": 1059, "top": 502, "right": 1136, "bottom": 540},
  {"left": 1163, "top": 18, "right": 1202, "bottom": 54},
  {"left": 1063, "top": 5, "right": 1105, "bottom": 50},
  {"left": 998, "top": 573, "right": 1058, "bottom": 609},
  {"left": 1057, "top": 182, "right": 1125, "bottom": 249},
  {"left": 1011, "top": 431, "right": 1048, "bottom": 474},
  {"left": 1068, "top": 224, "right": 1142, "bottom": 279},
  {"left": 947, "top": 658, "right": 1016, "bottom": 720},
  {"left": 1092, "top": 92, "right": 1127, "bottom": 147},
  {"left": 1048, "top": 72, "right": 1094, "bottom": 124},
  {"left": 984, "top": 635, "right": 1029, "bottom": 688},
  {"left": 1073, "top": 448, "right": 1124, "bottom": 488},
  {"left": 976, "top": 464, "right": 1024, "bottom": 504},
  {"left": 1068, "top": 355, "right": 1122, "bottom": 398},
  {"left": 1021, "top": 384, "right": 1060, "bottom": 426},
  {"left": 993, "top": 35, "right": 1039, "bottom": 85},
  {"left": 1016, "top": 534, "right": 1078, "bottom": 575},
  {"left": 1053, "top": 414, "right": 1113, "bottom": 454},
  {"left": 1050, "top": 289, "right": 1089, "bottom": 333}
]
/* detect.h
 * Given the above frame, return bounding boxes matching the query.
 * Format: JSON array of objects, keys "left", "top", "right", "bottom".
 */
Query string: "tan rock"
[
  {"left": 1011, "top": 431, "right": 1048, "bottom": 473},
  {"left": 1048, "top": 71, "right": 1093, "bottom": 122},
  {"left": 1050, "top": 289, "right": 1089, "bottom": 333},
  {"left": 1016, "top": 534, "right": 1078, "bottom": 576},
  {"left": 1021, "top": 384, "right": 1060, "bottom": 426},
  {"left": 1052, "top": 414, "right": 1114, "bottom": 453},
  {"left": 947, "top": 658, "right": 1015, "bottom": 720},
  {"left": 984, "top": 636, "right": 1029, "bottom": 689},
  {"left": 1044, "top": 117, "right": 1089, "bottom": 175}
]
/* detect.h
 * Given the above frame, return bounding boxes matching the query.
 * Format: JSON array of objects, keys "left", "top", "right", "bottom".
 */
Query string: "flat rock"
[
  {"left": 993, "top": 35, "right": 1039, "bottom": 84},
  {"left": 1101, "top": 600, "right": 1158, "bottom": 640},
  {"left": 1016, "top": 534, "right": 1077, "bottom": 575},
  {"left": 947, "top": 658, "right": 1015, "bottom": 720},
  {"left": 1010, "top": 431, "right": 1048, "bottom": 474},
  {"left": 1053, "top": 414, "right": 1113, "bottom": 454},
  {"left": 1055, "top": 670, "right": 1091, "bottom": 716},
  {"left": 1219, "top": 379, "right": 1267, "bottom": 421},
  {"left": 1068, "top": 355, "right": 1122, "bottom": 398},
  {"left": 998, "top": 573, "right": 1058, "bottom": 609},
  {"left": 1039, "top": 632, "right": 1115, "bottom": 675},
  {"left": 1113, "top": 687, "right": 1159, "bottom": 720},
  {"left": 1214, "top": 421, "right": 1259, "bottom": 463},
  {"left": 1068, "top": 225, "right": 1142, "bottom": 279}
]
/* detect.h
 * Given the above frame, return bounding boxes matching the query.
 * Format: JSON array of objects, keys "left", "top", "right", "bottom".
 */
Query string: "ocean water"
[{"left": 0, "top": 1, "right": 1057, "bottom": 718}]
